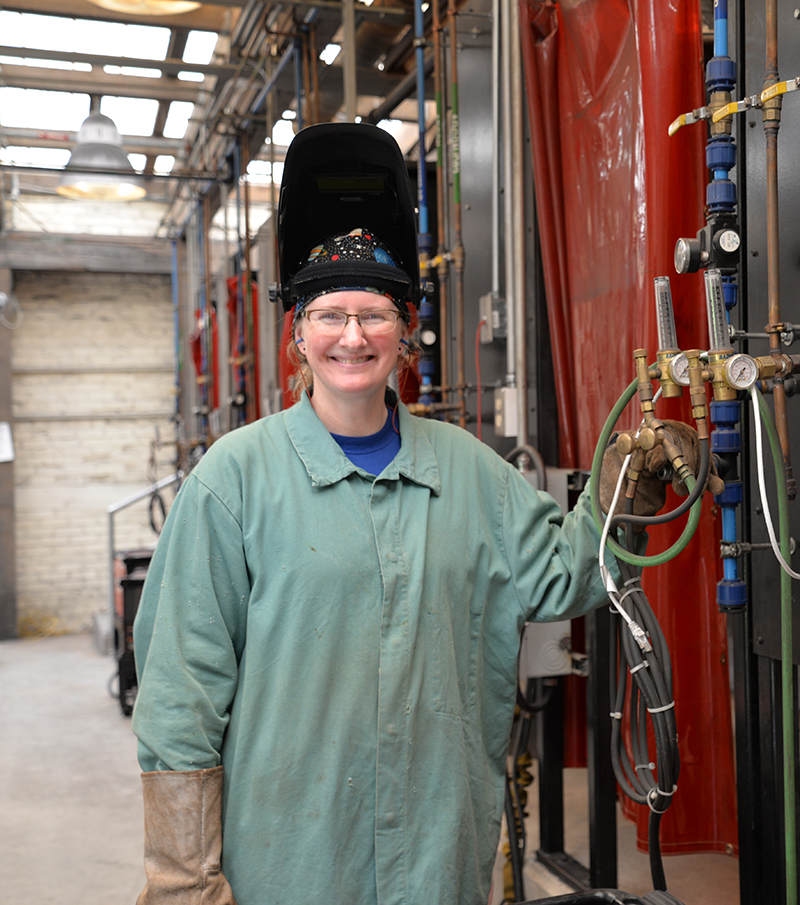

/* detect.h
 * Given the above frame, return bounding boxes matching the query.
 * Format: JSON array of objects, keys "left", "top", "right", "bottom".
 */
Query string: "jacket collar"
[{"left": 285, "top": 391, "right": 441, "bottom": 495}]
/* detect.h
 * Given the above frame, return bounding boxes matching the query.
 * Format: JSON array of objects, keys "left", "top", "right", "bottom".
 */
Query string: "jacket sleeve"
[
  {"left": 500, "top": 469, "right": 624, "bottom": 623},
  {"left": 132, "top": 473, "right": 250, "bottom": 773}
]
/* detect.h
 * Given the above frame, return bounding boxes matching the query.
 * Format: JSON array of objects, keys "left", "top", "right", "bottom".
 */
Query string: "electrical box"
[
  {"left": 518, "top": 621, "right": 573, "bottom": 678},
  {"left": 479, "top": 292, "right": 507, "bottom": 343},
  {"left": 516, "top": 467, "right": 588, "bottom": 679},
  {"left": 494, "top": 386, "right": 518, "bottom": 437}
]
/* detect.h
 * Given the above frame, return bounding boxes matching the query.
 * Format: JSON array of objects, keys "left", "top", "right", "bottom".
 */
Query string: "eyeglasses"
[{"left": 302, "top": 308, "right": 401, "bottom": 334}]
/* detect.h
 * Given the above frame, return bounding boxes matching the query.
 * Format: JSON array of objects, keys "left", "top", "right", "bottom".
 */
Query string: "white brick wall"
[{"left": 11, "top": 271, "right": 177, "bottom": 634}]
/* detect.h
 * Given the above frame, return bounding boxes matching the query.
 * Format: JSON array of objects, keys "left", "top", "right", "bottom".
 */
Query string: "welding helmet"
[{"left": 270, "top": 122, "right": 421, "bottom": 313}]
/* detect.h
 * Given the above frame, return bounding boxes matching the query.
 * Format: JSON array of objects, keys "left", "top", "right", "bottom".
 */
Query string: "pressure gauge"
[
  {"left": 717, "top": 228, "right": 741, "bottom": 254},
  {"left": 674, "top": 237, "right": 702, "bottom": 274},
  {"left": 724, "top": 353, "right": 758, "bottom": 390},
  {"left": 668, "top": 352, "right": 691, "bottom": 387}
]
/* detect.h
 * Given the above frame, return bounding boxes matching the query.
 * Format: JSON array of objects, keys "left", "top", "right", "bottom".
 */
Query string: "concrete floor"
[{"left": 1, "top": 633, "right": 740, "bottom": 905}]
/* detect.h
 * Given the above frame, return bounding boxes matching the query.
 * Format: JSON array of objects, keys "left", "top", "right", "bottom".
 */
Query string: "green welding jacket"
[{"left": 132, "top": 392, "right": 618, "bottom": 905}]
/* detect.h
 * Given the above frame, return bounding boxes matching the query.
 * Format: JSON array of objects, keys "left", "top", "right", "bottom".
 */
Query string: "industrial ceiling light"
[
  {"left": 85, "top": 0, "right": 201, "bottom": 13},
  {"left": 57, "top": 112, "right": 147, "bottom": 201}
]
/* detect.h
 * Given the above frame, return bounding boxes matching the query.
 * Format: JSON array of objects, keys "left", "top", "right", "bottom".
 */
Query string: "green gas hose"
[
  {"left": 755, "top": 389, "right": 798, "bottom": 905},
  {"left": 590, "top": 378, "right": 703, "bottom": 567}
]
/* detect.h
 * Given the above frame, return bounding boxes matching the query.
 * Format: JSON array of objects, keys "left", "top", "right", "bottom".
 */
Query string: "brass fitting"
[
  {"left": 707, "top": 349, "right": 737, "bottom": 402},
  {"left": 419, "top": 251, "right": 431, "bottom": 280},
  {"left": 658, "top": 427, "right": 692, "bottom": 485},
  {"left": 685, "top": 349, "right": 710, "bottom": 440},
  {"left": 762, "top": 79, "right": 782, "bottom": 125},
  {"left": 615, "top": 426, "right": 657, "bottom": 457},
  {"left": 634, "top": 348, "right": 655, "bottom": 417},
  {"left": 625, "top": 447, "right": 648, "bottom": 502},
  {"left": 755, "top": 354, "right": 790, "bottom": 381},
  {"left": 451, "top": 243, "right": 466, "bottom": 273},
  {"left": 709, "top": 89, "right": 733, "bottom": 136},
  {"left": 656, "top": 350, "right": 684, "bottom": 398}
]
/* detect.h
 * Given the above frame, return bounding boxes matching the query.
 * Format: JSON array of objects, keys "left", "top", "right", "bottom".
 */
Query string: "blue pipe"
[
  {"left": 414, "top": 0, "right": 431, "bottom": 257},
  {"left": 714, "top": 0, "right": 728, "bottom": 59},
  {"left": 708, "top": 1, "right": 746, "bottom": 613}
]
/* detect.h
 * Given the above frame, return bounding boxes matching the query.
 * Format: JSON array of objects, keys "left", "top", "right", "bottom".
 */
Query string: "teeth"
[{"left": 335, "top": 357, "right": 370, "bottom": 364}]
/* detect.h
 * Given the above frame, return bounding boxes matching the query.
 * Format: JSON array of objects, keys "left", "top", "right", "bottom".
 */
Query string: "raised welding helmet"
[{"left": 271, "top": 122, "right": 421, "bottom": 313}]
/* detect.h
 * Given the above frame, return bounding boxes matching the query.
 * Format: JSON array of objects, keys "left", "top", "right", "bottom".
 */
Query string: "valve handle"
[
  {"left": 668, "top": 106, "right": 712, "bottom": 136},
  {"left": 761, "top": 76, "right": 800, "bottom": 103}
]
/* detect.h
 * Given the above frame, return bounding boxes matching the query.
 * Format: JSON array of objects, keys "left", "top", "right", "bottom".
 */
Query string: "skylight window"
[
  {"left": 100, "top": 96, "right": 160, "bottom": 136},
  {"left": 177, "top": 30, "right": 217, "bottom": 82},
  {"left": 0, "top": 87, "right": 90, "bottom": 131},
  {"left": 0, "top": 11, "right": 170, "bottom": 61},
  {"left": 246, "top": 159, "right": 273, "bottom": 184},
  {"left": 154, "top": 156, "right": 176, "bottom": 174},
  {"left": 0, "top": 146, "right": 71, "bottom": 170},
  {"left": 183, "top": 31, "right": 218, "bottom": 65},
  {"left": 272, "top": 120, "right": 296, "bottom": 147},
  {"left": 319, "top": 44, "right": 341, "bottom": 65},
  {"left": 163, "top": 102, "right": 195, "bottom": 139}
]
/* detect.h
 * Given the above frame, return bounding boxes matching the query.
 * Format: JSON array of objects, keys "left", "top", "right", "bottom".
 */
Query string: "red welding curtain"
[{"left": 520, "top": 0, "right": 738, "bottom": 856}]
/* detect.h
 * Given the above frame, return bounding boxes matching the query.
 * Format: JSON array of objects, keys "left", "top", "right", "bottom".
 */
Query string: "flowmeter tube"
[
  {"left": 655, "top": 277, "right": 679, "bottom": 350},
  {"left": 654, "top": 277, "right": 683, "bottom": 398},
  {"left": 704, "top": 268, "right": 733, "bottom": 352}
]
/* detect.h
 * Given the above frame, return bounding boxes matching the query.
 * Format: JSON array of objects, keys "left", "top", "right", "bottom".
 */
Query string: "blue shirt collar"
[{"left": 285, "top": 391, "right": 441, "bottom": 494}]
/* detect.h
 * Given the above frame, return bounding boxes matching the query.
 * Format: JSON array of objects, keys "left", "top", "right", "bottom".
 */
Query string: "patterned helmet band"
[{"left": 290, "top": 228, "right": 412, "bottom": 322}]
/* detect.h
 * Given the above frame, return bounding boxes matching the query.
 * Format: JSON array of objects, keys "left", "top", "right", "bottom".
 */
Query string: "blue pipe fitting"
[
  {"left": 706, "top": 136, "right": 737, "bottom": 172},
  {"left": 712, "top": 426, "right": 741, "bottom": 455},
  {"left": 706, "top": 56, "right": 736, "bottom": 92},
  {"left": 718, "top": 578, "right": 748, "bottom": 612},
  {"left": 711, "top": 399, "right": 741, "bottom": 428},
  {"left": 707, "top": 180, "right": 738, "bottom": 211},
  {"left": 716, "top": 480, "right": 744, "bottom": 507},
  {"left": 722, "top": 277, "right": 738, "bottom": 312}
]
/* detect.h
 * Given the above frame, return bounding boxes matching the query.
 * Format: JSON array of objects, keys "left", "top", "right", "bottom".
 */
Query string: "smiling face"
[{"left": 294, "top": 290, "right": 407, "bottom": 430}]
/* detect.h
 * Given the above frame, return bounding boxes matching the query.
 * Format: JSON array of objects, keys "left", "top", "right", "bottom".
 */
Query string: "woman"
[{"left": 131, "top": 228, "right": 679, "bottom": 905}]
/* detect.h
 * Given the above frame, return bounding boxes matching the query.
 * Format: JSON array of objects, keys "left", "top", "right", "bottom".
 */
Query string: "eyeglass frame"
[{"left": 300, "top": 307, "right": 403, "bottom": 334}]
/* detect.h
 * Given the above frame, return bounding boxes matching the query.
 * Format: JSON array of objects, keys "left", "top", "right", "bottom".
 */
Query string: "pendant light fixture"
[
  {"left": 84, "top": 0, "right": 200, "bottom": 13},
  {"left": 57, "top": 112, "right": 147, "bottom": 201}
]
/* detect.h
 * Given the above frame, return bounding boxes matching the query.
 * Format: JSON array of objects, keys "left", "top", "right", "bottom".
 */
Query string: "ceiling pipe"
[
  {"left": 363, "top": 55, "right": 434, "bottom": 124},
  {"left": 342, "top": 0, "right": 358, "bottom": 121}
]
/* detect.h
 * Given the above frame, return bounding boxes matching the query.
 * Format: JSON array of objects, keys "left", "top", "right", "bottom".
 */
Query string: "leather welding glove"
[
  {"left": 137, "top": 765, "right": 238, "bottom": 905},
  {"left": 599, "top": 419, "right": 724, "bottom": 519}
]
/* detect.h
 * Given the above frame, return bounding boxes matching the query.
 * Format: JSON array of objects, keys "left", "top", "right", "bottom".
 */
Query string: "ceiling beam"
[
  {"left": 0, "top": 63, "right": 206, "bottom": 103},
  {"left": 0, "top": 44, "right": 242, "bottom": 79},
  {"left": 1, "top": 126, "right": 184, "bottom": 155}
]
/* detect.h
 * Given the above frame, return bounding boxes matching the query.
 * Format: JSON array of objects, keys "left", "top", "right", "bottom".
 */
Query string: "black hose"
[
  {"left": 607, "top": 541, "right": 680, "bottom": 893},
  {"left": 504, "top": 775, "right": 525, "bottom": 901},
  {"left": 608, "top": 437, "right": 711, "bottom": 533},
  {"left": 649, "top": 812, "right": 667, "bottom": 891},
  {"left": 149, "top": 492, "right": 167, "bottom": 535}
]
